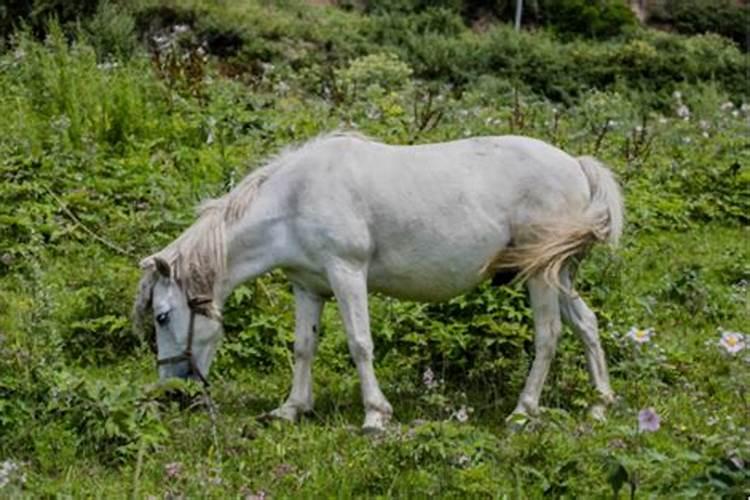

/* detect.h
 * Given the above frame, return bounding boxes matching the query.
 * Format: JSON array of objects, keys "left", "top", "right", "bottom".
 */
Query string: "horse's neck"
[{"left": 216, "top": 214, "right": 279, "bottom": 307}]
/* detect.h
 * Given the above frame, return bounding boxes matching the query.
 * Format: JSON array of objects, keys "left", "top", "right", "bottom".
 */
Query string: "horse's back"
[{"left": 266, "top": 134, "right": 591, "bottom": 301}]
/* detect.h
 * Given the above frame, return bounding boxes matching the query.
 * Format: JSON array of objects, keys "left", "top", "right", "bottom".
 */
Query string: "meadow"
[{"left": 0, "top": 1, "right": 748, "bottom": 497}]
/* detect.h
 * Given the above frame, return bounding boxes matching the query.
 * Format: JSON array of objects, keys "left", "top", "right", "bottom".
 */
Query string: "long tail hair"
[{"left": 483, "top": 156, "right": 624, "bottom": 289}]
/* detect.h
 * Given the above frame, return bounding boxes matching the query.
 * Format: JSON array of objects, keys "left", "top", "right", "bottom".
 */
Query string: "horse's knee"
[
  {"left": 294, "top": 335, "right": 316, "bottom": 362},
  {"left": 347, "top": 335, "right": 373, "bottom": 362}
]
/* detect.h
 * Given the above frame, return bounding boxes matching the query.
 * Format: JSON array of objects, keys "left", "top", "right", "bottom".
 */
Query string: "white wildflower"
[
  {"left": 676, "top": 104, "right": 691, "bottom": 120},
  {"left": 422, "top": 367, "right": 437, "bottom": 390},
  {"left": 452, "top": 405, "right": 471, "bottom": 423},
  {"left": 626, "top": 327, "right": 654, "bottom": 344},
  {"left": 719, "top": 331, "right": 745, "bottom": 354}
]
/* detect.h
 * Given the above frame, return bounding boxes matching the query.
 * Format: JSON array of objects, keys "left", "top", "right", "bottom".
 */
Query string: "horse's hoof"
[
  {"left": 589, "top": 403, "right": 607, "bottom": 422},
  {"left": 258, "top": 406, "right": 299, "bottom": 424},
  {"left": 362, "top": 409, "right": 390, "bottom": 434}
]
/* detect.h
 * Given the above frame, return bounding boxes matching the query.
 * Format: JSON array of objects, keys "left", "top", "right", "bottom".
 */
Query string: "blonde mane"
[{"left": 138, "top": 132, "right": 368, "bottom": 311}]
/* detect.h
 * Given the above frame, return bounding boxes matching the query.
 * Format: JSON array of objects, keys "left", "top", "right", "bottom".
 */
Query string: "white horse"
[{"left": 133, "top": 132, "right": 623, "bottom": 431}]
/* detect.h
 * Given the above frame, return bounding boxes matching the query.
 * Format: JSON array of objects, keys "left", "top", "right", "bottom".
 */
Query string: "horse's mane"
[{"left": 133, "top": 131, "right": 368, "bottom": 326}]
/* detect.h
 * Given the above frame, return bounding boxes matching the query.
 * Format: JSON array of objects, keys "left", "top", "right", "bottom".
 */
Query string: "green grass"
[{"left": 7, "top": 226, "right": 748, "bottom": 498}]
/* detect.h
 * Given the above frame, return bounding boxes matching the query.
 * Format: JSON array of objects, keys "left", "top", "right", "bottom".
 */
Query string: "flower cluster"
[{"left": 0, "top": 460, "right": 25, "bottom": 489}]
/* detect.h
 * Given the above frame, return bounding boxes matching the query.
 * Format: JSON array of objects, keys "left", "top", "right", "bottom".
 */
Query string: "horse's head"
[{"left": 134, "top": 256, "right": 223, "bottom": 383}]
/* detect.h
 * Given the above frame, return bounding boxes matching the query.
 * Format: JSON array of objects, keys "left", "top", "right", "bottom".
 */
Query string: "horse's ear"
[{"left": 153, "top": 257, "right": 171, "bottom": 279}]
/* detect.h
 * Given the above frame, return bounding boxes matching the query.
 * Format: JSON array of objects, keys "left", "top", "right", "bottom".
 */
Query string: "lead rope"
[{"left": 185, "top": 298, "right": 223, "bottom": 483}]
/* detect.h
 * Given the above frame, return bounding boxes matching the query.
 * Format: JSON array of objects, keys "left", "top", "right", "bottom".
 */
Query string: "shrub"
[
  {"left": 649, "top": 0, "right": 749, "bottom": 51},
  {"left": 336, "top": 52, "right": 413, "bottom": 98},
  {"left": 537, "top": 0, "right": 638, "bottom": 39}
]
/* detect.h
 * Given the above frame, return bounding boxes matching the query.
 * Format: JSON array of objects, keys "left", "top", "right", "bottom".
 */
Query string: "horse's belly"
[{"left": 367, "top": 234, "right": 507, "bottom": 302}]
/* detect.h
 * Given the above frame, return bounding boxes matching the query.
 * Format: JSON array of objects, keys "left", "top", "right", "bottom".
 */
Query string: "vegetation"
[{"left": 0, "top": 0, "right": 748, "bottom": 497}]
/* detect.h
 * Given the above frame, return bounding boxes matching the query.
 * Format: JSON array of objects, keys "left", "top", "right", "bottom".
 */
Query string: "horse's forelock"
[{"left": 132, "top": 270, "right": 157, "bottom": 337}]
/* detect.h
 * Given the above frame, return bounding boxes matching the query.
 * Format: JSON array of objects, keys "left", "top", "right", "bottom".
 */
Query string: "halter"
[{"left": 156, "top": 297, "right": 213, "bottom": 386}]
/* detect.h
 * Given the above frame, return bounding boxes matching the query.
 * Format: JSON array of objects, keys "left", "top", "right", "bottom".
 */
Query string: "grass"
[{"left": 9, "top": 226, "right": 748, "bottom": 498}]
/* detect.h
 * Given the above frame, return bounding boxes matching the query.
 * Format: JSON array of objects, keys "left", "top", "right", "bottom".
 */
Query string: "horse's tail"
[
  {"left": 578, "top": 155, "right": 624, "bottom": 247},
  {"left": 483, "top": 156, "right": 624, "bottom": 289}
]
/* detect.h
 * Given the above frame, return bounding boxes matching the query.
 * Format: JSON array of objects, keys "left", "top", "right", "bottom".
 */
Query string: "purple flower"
[
  {"left": 638, "top": 408, "right": 661, "bottom": 433},
  {"left": 719, "top": 331, "right": 745, "bottom": 354},
  {"left": 626, "top": 327, "right": 654, "bottom": 344}
]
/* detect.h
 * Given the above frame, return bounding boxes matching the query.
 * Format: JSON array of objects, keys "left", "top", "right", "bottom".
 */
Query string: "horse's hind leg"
[
  {"left": 510, "top": 274, "right": 562, "bottom": 420},
  {"left": 559, "top": 267, "right": 614, "bottom": 420},
  {"left": 269, "top": 285, "right": 325, "bottom": 422}
]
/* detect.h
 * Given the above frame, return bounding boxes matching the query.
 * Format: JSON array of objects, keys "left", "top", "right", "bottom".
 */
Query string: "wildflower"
[
  {"left": 422, "top": 367, "right": 437, "bottom": 390},
  {"left": 702, "top": 132, "right": 709, "bottom": 138},
  {"left": 273, "top": 463, "right": 294, "bottom": 479},
  {"left": 719, "top": 331, "right": 745, "bottom": 354},
  {"left": 453, "top": 405, "right": 471, "bottom": 423},
  {"left": 0, "top": 460, "right": 21, "bottom": 489},
  {"left": 626, "top": 327, "right": 654, "bottom": 344},
  {"left": 698, "top": 119, "right": 709, "bottom": 130},
  {"left": 173, "top": 24, "right": 190, "bottom": 35},
  {"left": 164, "top": 462, "right": 182, "bottom": 479},
  {"left": 152, "top": 34, "right": 171, "bottom": 50},
  {"left": 658, "top": 117, "right": 668, "bottom": 125},
  {"left": 676, "top": 104, "right": 691, "bottom": 120},
  {"left": 637, "top": 407, "right": 661, "bottom": 432},
  {"left": 97, "top": 61, "right": 119, "bottom": 71},
  {"left": 634, "top": 125, "right": 643, "bottom": 134},
  {"left": 741, "top": 103, "right": 750, "bottom": 113},
  {"left": 607, "top": 119, "right": 618, "bottom": 129},
  {"left": 728, "top": 454, "right": 744, "bottom": 470},
  {"left": 720, "top": 101, "right": 734, "bottom": 111},
  {"left": 456, "top": 454, "right": 471, "bottom": 467},
  {"left": 672, "top": 90, "right": 682, "bottom": 100}
]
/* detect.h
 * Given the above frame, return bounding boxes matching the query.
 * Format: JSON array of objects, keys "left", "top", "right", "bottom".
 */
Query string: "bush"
[
  {"left": 537, "top": 0, "right": 638, "bottom": 39},
  {"left": 649, "top": 0, "right": 749, "bottom": 51},
  {"left": 0, "top": 0, "right": 102, "bottom": 39}
]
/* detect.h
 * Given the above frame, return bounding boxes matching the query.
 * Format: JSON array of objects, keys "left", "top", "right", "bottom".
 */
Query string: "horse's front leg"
[
  {"left": 327, "top": 261, "right": 392, "bottom": 433},
  {"left": 269, "top": 285, "right": 325, "bottom": 422}
]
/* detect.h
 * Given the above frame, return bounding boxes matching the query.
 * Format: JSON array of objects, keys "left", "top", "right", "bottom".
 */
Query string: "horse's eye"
[{"left": 156, "top": 312, "right": 170, "bottom": 326}]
